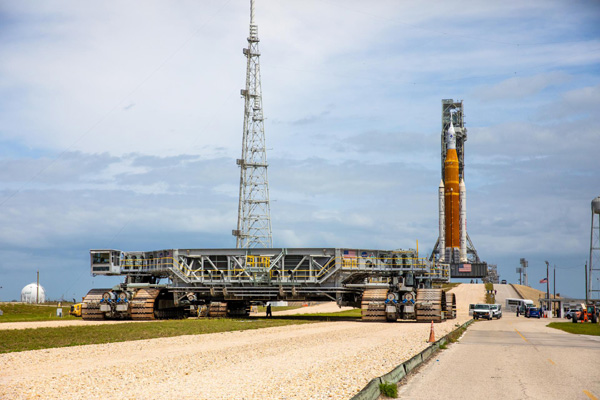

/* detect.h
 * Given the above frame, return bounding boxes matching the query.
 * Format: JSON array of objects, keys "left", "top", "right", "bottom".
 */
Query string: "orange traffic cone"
[{"left": 428, "top": 320, "right": 436, "bottom": 343}]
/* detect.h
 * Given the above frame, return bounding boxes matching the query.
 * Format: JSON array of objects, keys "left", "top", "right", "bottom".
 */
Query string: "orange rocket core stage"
[{"left": 444, "top": 148, "right": 460, "bottom": 248}]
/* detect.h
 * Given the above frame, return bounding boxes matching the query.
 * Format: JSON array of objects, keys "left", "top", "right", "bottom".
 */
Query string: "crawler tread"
[
  {"left": 131, "top": 289, "right": 161, "bottom": 320},
  {"left": 361, "top": 289, "right": 388, "bottom": 322},
  {"left": 416, "top": 288, "right": 446, "bottom": 322}
]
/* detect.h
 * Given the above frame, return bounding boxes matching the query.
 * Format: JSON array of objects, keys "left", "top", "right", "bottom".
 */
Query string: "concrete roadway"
[
  {"left": 398, "top": 313, "right": 600, "bottom": 400},
  {"left": 493, "top": 283, "right": 521, "bottom": 307}
]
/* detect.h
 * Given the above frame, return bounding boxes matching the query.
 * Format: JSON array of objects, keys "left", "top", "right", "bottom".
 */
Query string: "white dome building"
[{"left": 21, "top": 283, "right": 46, "bottom": 303}]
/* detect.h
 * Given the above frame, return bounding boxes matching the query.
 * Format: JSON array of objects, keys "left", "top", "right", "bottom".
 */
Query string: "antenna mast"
[{"left": 233, "top": 0, "right": 273, "bottom": 248}]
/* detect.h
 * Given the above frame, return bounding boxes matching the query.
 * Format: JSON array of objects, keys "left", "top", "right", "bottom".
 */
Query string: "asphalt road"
[{"left": 398, "top": 313, "right": 600, "bottom": 399}]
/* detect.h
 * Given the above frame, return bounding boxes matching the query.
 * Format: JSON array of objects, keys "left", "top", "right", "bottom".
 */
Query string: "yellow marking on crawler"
[
  {"left": 514, "top": 328, "right": 528, "bottom": 342},
  {"left": 583, "top": 390, "right": 598, "bottom": 400}
]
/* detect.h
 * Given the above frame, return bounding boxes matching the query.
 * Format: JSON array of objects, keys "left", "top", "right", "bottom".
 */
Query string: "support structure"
[
  {"left": 86, "top": 247, "right": 451, "bottom": 322},
  {"left": 520, "top": 258, "right": 529, "bottom": 287},
  {"left": 234, "top": 0, "right": 273, "bottom": 248},
  {"left": 589, "top": 196, "right": 600, "bottom": 302}
]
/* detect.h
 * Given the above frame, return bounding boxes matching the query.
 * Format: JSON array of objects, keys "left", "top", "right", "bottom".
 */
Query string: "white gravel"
[
  {"left": 0, "top": 285, "right": 481, "bottom": 400},
  {"left": 0, "top": 319, "right": 145, "bottom": 330},
  {"left": 272, "top": 302, "right": 354, "bottom": 316}
]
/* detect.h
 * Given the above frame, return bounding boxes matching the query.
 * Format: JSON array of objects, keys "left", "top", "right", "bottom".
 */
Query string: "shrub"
[{"left": 379, "top": 381, "right": 398, "bottom": 398}]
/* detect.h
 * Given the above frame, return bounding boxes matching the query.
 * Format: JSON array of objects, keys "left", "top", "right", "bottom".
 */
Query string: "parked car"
[
  {"left": 473, "top": 304, "right": 493, "bottom": 320},
  {"left": 490, "top": 304, "right": 502, "bottom": 319},
  {"left": 565, "top": 308, "right": 583, "bottom": 320},
  {"left": 520, "top": 304, "right": 535, "bottom": 317},
  {"left": 501, "top": 279, "right": 507, "bottom": 284},
  {"left": 527, "top": 307, "right": 542, "bottom": 318}
]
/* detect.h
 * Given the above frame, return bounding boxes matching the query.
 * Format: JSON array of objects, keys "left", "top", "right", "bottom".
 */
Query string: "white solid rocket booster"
[
  {"left": 459, "top": 178, "right": 467, "bottom": 262},
  {"left": 438, "top": 179, "right": 445, "bottom": 262}
]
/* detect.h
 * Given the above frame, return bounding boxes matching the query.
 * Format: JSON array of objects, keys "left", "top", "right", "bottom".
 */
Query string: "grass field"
[
  {"left": 547, "top": 322, "right": 600, "bottom": 336},
  {"left": 0, "top": 303, "right": 77, "bottom": 323},
  {"left": 0, "top": 307, "right": 362, "bottom": 354},
  {"left": 485, "top": 282, "right": 494, "bottom": 304},
  {"left": 439, "top": 282, "right": 461, "bottom": 292}
]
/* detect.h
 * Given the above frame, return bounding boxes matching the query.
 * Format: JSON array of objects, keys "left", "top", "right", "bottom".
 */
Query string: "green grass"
[
  {"left": 547, "top": 322, "right": 600, "bottom": 336},
  {"left": 447, "top": 325, "right": 467, "bottom": 343},
  {"left": 0, "top": 307, "right": 363, "bottom": 354},
  {"left": 438, "top": 282, "right": 461, "bottom": 291},
  {"left": 0, "top": 303, "right": 77, "bottom": 322},
  {"left": 379, "top": 381, "right": 398, "bottom": 398},
  {"left": 0, "top": 317, "right": 320, "bottom": 354},
  {"left": 485, "top": 282, "right": 494, "bottom": 304}
]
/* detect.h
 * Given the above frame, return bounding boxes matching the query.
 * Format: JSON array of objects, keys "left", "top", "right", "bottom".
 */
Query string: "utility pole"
[
  {"left": 36, "top": 270, "right": 40, "bottom": 304},
  {"left": 553, "top": 266, "right": 556, "bottom": 299},
  {"left": 233, "top": 0, "right": 273, "bottom": 248},
  {"left": 585, "top": 261, "right": 588, "bottom": 304}
]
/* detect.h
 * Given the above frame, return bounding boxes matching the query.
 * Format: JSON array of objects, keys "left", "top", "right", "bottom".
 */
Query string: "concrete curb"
[{"left": 349, "top": 319, "right": 474, "bottom": 400}]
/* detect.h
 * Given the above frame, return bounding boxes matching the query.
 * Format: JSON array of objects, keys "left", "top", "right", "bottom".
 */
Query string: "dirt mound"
[
  {"left": 448, "top": 283, "right": 484, "bottom": 315},
  {"left": 512, "top": 284, "right": 557, "bottom": 307}
]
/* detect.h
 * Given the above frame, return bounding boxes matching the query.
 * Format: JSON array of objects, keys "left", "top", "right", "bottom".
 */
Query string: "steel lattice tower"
[
  {"left": 233, "top": 0, "right": 273, "bottom": 248},
  {"left": 588, "top": 196, "right": 600, "bottom": 302}
]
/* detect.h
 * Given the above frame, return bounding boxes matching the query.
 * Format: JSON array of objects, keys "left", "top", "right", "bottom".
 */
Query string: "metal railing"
[{"left": 116, "top": 254, "right": 448, "bottom": 284}]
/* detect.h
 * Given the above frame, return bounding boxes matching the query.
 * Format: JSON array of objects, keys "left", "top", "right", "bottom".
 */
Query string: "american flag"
[
  {"left": 539, "top": 277, "right": 548, "bottom": 284},
  {"left": 343, "top": 250, "right": 357, "bottom": 258},
  {"left": 459, "top": 264, "right": 471, "bottom": 273}
]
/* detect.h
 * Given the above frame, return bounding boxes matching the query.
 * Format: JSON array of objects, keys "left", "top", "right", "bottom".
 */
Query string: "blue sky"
[{"left": 0, "top": 0, "right": 599, "bottom": 301}]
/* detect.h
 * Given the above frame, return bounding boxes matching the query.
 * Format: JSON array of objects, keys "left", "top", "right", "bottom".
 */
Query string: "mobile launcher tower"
[{"left": 429, "top": 99, "right": 487, "bottom": 279}]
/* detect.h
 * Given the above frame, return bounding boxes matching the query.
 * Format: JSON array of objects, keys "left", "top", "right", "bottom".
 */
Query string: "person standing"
[{"left": 266, "top": 303, "right": 272, "bottom": 318}]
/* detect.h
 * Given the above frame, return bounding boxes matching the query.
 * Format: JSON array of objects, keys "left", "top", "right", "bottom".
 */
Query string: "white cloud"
[
  {"left": 472, "top": 71, "right": 572, "bottom": 100},
  {"left": 0, "top": 0, "right": 599, "bottom": 301}
]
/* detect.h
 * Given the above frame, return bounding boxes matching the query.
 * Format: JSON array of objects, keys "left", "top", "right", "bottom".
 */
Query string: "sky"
[{"left": 0, "top": 0, "right": 599, "bottom": 302}]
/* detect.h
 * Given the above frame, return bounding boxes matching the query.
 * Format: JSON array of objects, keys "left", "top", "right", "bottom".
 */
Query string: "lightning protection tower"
[
  {"left": 233, "top": 0, "right": 273, "bottom": 248},
  {"left": 588, "top": 195, "right": 600, "bottom": 302}
]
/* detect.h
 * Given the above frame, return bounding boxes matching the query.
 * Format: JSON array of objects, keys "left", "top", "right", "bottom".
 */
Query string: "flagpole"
[{"left": 545, "top": 261, "right": 549, "bottom": 312}]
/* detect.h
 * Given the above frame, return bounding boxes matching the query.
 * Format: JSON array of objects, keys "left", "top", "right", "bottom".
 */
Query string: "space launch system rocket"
[
  {"left": 438, "top": 120, "right": 467, "bottom": 263},
  {"left": 432, "top": 99, "right": 487, "bottom": 278}
]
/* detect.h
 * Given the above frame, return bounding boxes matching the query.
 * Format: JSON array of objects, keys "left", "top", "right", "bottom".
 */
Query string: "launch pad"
[{"left": 430, "top": 99, "right": 488, "bottom": 279}]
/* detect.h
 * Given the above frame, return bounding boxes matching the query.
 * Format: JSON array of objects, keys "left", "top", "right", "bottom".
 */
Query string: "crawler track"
[
  {"left": 445, "top": 292, "right": 457, "bottom": 319},
  {"left": 208, "top": 302, "right": 228, "bottom": 318},
  {"left": 416, "top": 288, "right": 446, "bottom": 322},
  {"left": 81, "top": 289, "right": 109, "bottom": 320},
  {"left": 360, "top": 288, "right": 388, "bottom": 321},
  {"left": 131, "top": 288, "right": 160, "bottom": 320}
]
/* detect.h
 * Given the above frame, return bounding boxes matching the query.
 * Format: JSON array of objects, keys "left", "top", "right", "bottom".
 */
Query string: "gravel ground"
[
  {"left": 0, "top": 285, "right": 481, "bottom": 400},
  {"left": 272, "top": 302, "right": 354, "bottom": 316},
  {"left": 0, "top": 319, "right": 145, "bottom": 330}
]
